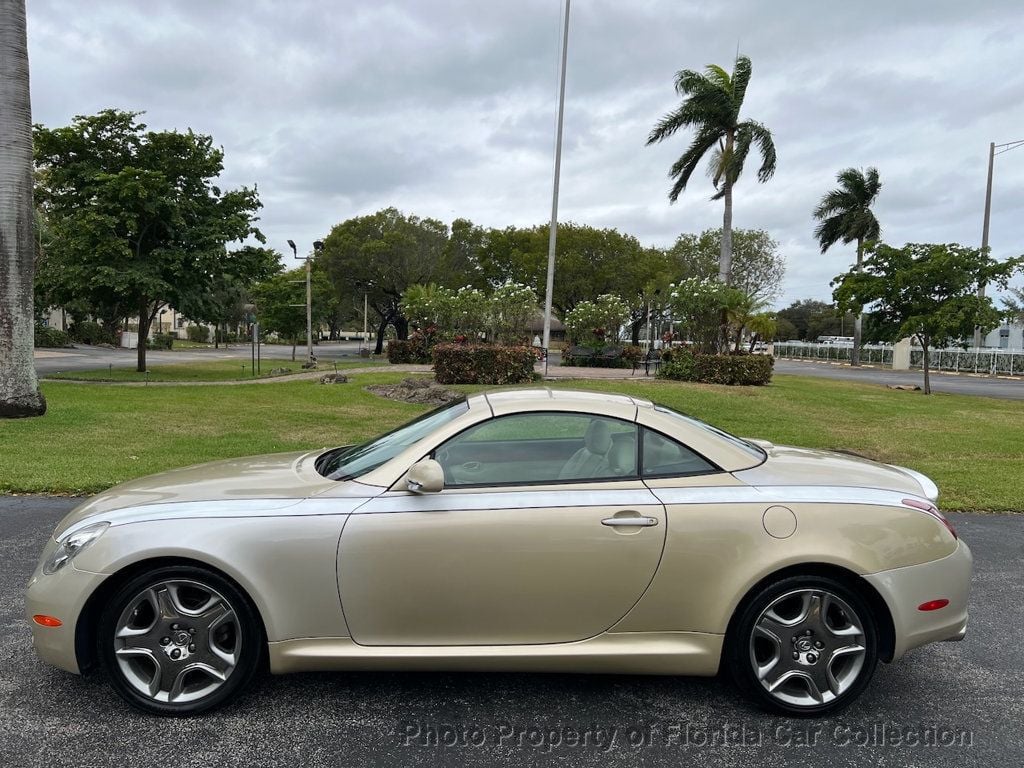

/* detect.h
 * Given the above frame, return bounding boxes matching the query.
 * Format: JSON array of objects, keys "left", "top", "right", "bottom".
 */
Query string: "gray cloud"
[{"left": 25, "top": 0, "right": 1024, "bottom": 306}]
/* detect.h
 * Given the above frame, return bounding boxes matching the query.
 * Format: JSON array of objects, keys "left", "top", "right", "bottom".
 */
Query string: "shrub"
[
  {"left": 187, "top": 325, "right": 211, "bottom": 343},
  {"left": 69, "top": 320, "right": 117, "bottom": 346},
  {"left": 387, "top": 338, "right": 431, "bottom": 364},
  {"left": 147, "top": 333, "right": 175, "bottom": 350},
  {"left": 659, "top": 351, "right": 773, "bottom": 386},
  {"left": 433, "top": 343, "right": 535, "bottom": 385},
  {"left": 621, "top": 345, "right": 643, "bottom": 365},
  {"left": 34, "top": 324, "right": 70, "bottom": 348}
]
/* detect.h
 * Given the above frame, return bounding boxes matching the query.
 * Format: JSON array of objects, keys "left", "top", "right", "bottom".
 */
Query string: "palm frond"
[
  {"left": 737, "top": 119, "right": 776, "bottom": 182},
  {"left": 730, "top": 56, "right": 753, "bottom": 116},
  {"left": 668, "top": 128, "right": 722, "bottom": 202}
]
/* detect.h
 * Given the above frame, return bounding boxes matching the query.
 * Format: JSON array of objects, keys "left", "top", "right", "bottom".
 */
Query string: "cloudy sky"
[{"left": 25, "top": 0, "right": 1024, "bottom": 307}]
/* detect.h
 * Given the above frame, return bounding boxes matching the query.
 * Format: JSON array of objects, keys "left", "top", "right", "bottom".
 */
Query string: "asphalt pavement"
[
  {"left": 2, "top": 496, "right": 1021, "bottom": 767},
  {"left": 33, "top": 341, "right": 368, "bottom": 376},
  {"left": 773, "top": 358, "right": 1024, "bottom": 400}
]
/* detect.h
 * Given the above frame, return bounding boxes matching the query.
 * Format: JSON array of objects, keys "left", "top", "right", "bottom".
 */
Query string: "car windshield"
[
  {"left": 316, "top": 398, "right": 469, "bottom": 481},
  {"left": 653, "top": 404, "right": 767, "bottom": 462}
]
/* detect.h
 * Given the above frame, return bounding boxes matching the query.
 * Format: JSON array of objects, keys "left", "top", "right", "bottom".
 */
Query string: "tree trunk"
[
  {"left": 394, "top": 316, "right": 409, "bottom": 341},
  {"left": 921, "top": 335, "right": 931, "bottom": 395},
  {"left": 851, "top": 237, "right": 864, "bottom": 366},
  {"left": 136, "top": 298, "right": 152, "bottom": 372},
  {"left": 630, "top": 316, "right": 642, "bottom": 346},
  {"left": 373, "top": 313, "right": 389, "bottom": 355},
  {"left": 291, "top": 337, "right": 296, "bottom": 362},
  {"left": 718, "top": 171, "right": 734, "bottom": 354},
  {"left": 0, "top": 0, "right": 46, "bottom": 418}
]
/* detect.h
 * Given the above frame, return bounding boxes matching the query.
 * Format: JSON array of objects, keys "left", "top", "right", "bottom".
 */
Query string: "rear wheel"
[
  {"left": 727, "top": 575, "right": 878, "bottom": 716},
  {"left": 97, "top": 565, "right": 262, "bottom": 715}
]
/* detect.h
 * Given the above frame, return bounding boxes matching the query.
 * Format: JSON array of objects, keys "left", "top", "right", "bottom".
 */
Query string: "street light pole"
[
  {"left": 542, "top": 0, "right": 571, "bottom": 355},
  {"left": 287, "top": 239, "right": 321, "bottom": 367},
  {"left": 973, "top": 138, "right": 1023, "bottom": 349}
]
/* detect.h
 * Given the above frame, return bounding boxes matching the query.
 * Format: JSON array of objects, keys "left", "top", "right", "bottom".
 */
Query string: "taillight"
[{"left": 902, "top": 498, "right": 957, "bottom": 539}]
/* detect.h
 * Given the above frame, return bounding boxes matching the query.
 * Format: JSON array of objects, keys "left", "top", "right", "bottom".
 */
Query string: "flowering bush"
[{"left": 564, "top": 294, "right": 630, "bottom": 347}]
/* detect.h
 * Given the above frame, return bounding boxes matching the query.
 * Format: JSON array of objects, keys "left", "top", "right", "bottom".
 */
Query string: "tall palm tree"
[
  {"left": 813, "top": 167, "right": 882, "bottom": 366},
  {"left": 647, "top": 55, "right": 776, "bottom": 289},
  {"left": 0, "top": 0, "right": 45, "bottom": 418}
]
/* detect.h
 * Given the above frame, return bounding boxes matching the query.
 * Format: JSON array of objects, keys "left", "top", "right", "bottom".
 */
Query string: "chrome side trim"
[
  {"left": 649, "top": 484, "right": 927, "bottom": 509},
  {"left": 356, "top": 488, "right": 663, "bottom": 514},
  {"left": 59, "top": 497, "right": 372, "bottom": 538}
]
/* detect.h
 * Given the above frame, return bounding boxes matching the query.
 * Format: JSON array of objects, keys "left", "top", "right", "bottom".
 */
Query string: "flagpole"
[{"left": 542, "top": 0, "right": 570, "bottom": 355}]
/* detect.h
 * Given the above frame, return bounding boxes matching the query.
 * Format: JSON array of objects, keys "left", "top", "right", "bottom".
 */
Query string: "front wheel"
[
  {"left": 97, "top": 565, "right": 263, "bottom": 715},
  {"left": 726, "top": 575, "right": 878, "bottom": 716}
]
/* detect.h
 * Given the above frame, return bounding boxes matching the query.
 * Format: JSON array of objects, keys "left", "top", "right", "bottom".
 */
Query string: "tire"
[
  {"left": 725, "top": 574, "right": 878, "bottom": 717},
  {"left": 97, "top": 565, "right": 263, "bottom": 716}
]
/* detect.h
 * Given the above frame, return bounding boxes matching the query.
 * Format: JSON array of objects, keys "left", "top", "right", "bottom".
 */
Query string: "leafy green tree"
[
  {"left": 833, "top": 243, "right": 1023, "bottom": 393},
  {"left": 647, "top": 55, "right": 776, "bottom": 289},
  {"left": 745, "top": 313, "right": 778, "bottom": 351},
  {"left": 813, "top": 167, "right": 882, "bottom": 365},
  {"left": 175, "top": 246, "right": 282, "bottom": 345},
  {"left": 250, "top": 268, "right": 314, "bottom": 361},
  {"left": 0, "top": 0, "right": 45, "bottom": 417},
  {"left": 776, "top": 299, "right": 853, "bottom": 341},
  {"left": 319, "top": 208, "right": 451, "bottom": 354},
  {"left": 488, "top": 281, "right": 538, "bottom": 345},
  {"left": 1001, "top": 287, "right": 1024, "bottom": 324},
  {"left": 33, "top": 109, "right": 264, "bottom": 371},
  {"left": 667, "top": 228, "right": 785, "bottom": 303}
]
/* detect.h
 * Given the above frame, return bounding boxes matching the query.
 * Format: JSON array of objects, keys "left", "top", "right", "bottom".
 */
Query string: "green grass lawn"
[
  {"left": 1, "top": 371, "right": 1021, "bottom": 510},
  {"left": 44, "top": 358, "right": 385, "bottom": 383}
]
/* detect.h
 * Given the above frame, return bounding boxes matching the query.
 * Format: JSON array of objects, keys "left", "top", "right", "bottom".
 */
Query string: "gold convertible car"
[{"left": 26, "top": 389, "right": 971, "bottom": 716}]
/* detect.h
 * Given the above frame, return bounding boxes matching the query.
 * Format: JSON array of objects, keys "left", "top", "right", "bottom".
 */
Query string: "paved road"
[
  {"left": 774, "top": 358, "right": 1024, "bottom": 400},
  {"left": 34, "top": 341, "right": 369, "bottom": 376},
  {"left": 2, "top": 497, "right": 1021, "bottom": 767}
]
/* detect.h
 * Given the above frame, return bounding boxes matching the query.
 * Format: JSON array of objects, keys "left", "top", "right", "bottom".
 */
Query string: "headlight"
[{"left": 43, "top": 522, "right": 109, "bottom": 575}]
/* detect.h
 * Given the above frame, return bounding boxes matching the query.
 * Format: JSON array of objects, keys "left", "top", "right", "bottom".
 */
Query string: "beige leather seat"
[
  {"left": 558, "top": 420, "right": 612, "bottom": 480},
  {"left": 605, "top": 435, "right": 637, "bottom": 477}
]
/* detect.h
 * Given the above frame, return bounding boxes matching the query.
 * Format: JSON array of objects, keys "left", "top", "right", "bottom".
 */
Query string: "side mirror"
[{"left": 406, "top": 458, "right": 444, "bottom": 494}]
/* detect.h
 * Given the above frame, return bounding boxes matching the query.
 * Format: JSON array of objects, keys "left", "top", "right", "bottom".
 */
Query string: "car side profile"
[{"left": 26, "top": 389, "right": 971, "bottom": 716}]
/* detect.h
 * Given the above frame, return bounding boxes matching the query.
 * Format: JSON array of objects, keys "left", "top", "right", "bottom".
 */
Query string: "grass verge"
[{"left": 1, "top": 372, "right": 1020, "bottom": 510}]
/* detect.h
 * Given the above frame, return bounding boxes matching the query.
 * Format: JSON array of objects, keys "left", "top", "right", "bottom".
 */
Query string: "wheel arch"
[
  {"left": 74, "top": 556, "right": 269, "bottom": 674},
  {"left": 721, "top": 561, "right": 896, "bottom": 668}
]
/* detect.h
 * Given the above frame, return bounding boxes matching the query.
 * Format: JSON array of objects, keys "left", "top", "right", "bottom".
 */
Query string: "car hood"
[
  {"left": 735, "top": 442, "right": 936, "bottom": 500},
  {"left": 54, "top": 450, "right": 342, "bottom": 536}
]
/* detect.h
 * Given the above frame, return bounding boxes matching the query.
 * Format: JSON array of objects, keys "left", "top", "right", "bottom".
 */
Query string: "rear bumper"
[{"left": 864, "top": 538, "right": 972, "bottom": 660}]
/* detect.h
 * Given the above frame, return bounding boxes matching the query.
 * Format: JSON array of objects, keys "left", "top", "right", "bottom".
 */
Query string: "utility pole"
[
  {"left": 542, "top": 0, "right": 571, "bottom": 355},
  {"left": 973, "top": 138, "right": 1023, "bottom": 349},
  {"left": 974, "top": 142, "right": 995, "bottom": 349}
]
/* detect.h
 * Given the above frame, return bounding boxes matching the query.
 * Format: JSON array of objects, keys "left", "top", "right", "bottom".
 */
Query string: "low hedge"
[
  {"left": 69, "top": 320, "right": 116, "bottom": 346},
  {"left": 187, "top": 325, "right": 211, "bottom": 343},
  {"left": 659, "top": 351, "right": 774, "bottom": 386},
  {"left": 433, "top": 343, "right": 536, "bottom": 385},
  {"left": 147, "top": 333, "right": 175, "bottom": 350},
  {"left": 387, "top": 338, "right": 431, "bottom": 364},
  {"left": 34, "top": 324, "right": 70, "bottom": 348}
]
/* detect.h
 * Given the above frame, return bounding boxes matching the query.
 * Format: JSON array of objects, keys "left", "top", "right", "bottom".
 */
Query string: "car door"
[{"left": 337, "top": 411, "right": 667, "bottom": 646}]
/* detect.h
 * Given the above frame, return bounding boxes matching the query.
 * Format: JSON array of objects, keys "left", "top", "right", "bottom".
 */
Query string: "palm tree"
[
  {"left": 813, "top": 167, "right": 882, "bottom": 366},
  {"left": 1002, "top": 287, "right": 1024, "bottom": 324},
  {"left": 0, "top": 0, "right": 45, "bottom": 418},
  {"left": 647, "top": 55, "right": 776, "bottom": 289}
]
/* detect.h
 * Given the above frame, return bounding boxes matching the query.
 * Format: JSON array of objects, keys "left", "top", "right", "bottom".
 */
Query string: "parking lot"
[{"left": 1, "top": 497, "right": 1021, "bottom": 767}]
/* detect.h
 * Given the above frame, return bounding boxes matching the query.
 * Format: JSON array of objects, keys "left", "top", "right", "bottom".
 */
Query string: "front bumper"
[
  {"left": 864, "top": 538, "right": 972, "bottom": 660},
  {"left": 25, "top": 539, "right": 108, "bottom": 674}
]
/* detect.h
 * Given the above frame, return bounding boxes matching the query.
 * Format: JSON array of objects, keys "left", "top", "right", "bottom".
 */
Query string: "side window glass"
[
  {"left": 435, "top": 413, "right": 637, "bottom": 486},
  {"left": 641, "top": 428, "right": 716, "bottom": 477}
]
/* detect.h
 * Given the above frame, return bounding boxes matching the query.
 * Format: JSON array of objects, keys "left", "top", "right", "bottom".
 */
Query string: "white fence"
[
  {"left": 910, "top": 348, "right": 1024, "bottom": 376},
  {"left": 774, "top": 342, "right": 1024, "bottom": 376},
  {"left": 772, "top": 342, "right": 894, "bottom": 366}
]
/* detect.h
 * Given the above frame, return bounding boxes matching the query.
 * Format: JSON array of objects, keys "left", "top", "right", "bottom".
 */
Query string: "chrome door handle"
[{"left": 601, "top": 516, "right": 658, "bottom": 527}]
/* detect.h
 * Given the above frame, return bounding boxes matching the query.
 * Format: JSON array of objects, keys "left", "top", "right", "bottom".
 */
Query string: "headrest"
[
  {"left": 583, "top": 419, "right": 612, "bottom": 455},
  {"left": 606, "top": 436, "right": 637, "bottom": 476}
]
